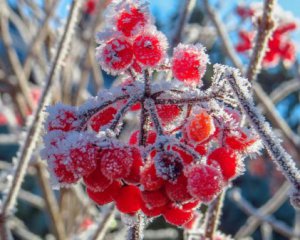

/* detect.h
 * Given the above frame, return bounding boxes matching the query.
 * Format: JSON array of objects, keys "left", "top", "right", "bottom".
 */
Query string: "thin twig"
[
  {"left": 0, "top": 0, "right": 84, "bottom": 236},
  {"left": 92, "top": 206, "right": 115, "bottom": 240},
  {"left": 246, "top": 0, "right": 277, "bottom": 82}
]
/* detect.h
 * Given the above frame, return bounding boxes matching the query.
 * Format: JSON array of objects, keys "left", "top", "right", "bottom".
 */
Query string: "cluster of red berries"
[
  {"left": 42, "top": 0, "right": 260, "bottom": 228},
  {"left": 236, "top": 4, "right": 298, "bottom": 68}
]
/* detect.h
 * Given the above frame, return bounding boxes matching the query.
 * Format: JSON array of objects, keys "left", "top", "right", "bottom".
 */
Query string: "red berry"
[
  {"left": 172, "top": 44, "right": 208, "bottom": 85},
  {"left": 116, "top": 6, "right": 148, "bottom": 37},
  {"left": 89, "top": 107, "right": 117, "bottom": 132},
  {"left": 140, "top": 162, "right": 164, "bottom": 191},
  {"left": 186, "top": 164, "right": 223, "bottom": 203},
  {"left": 224, "top": 129, "right": 258, "bottom": 152},
  {"left": 163, "top": 205, "right": 193, "bottom": 226},
  {"left": 114, "top": 185, "right": 142, "bottom": 214},
  {"left": 52, "top": 154, "right": 79, "bottom": 184},
  {"left": 141, "top": 189, "right": 169, "bottom": 209},
  {"left": 165, "top": 175, "right": 192, "bottom": 203},
  {"left": 181, "top": 200, "right": 200, "bottom": 211},
  {"left": 83, "top": 162, "right": 113, "bottom": 192},
  {"left": 183, "top": 213, "right": 199, "bottom": 230},
  {"left": 69, "top": 143, "right": 98, "bottom": 177},
  {"left": 124, "top": 147, "right": 143, "bottom": 184},
  {"left": 156, "top": 104, "right": 182, "bottom": 126},
  {"left": 141, "top": 201, "right": 165, "bottom": 217},
  {"left": 100, "top": 147, "right": 134, "bottom": 179},
  {"left": 85, "top": 0, "right": 96, "bottom": 14},
  {"left": 46, "top": 104, "right": 78, "bottom": 132},
  {"left": 97, "top": 37, "right": 133, "bottom": 74},
  {"left": 186, "top": 111, "right": 215, "bottom": 143},
  {"left": 207, "top": 147, "right": 238, "bottom": 181},
  {"left": 154, "top": 151, "right": 183, "bottom": 182},
  {"left": 129, "top": 130, "right": 157, "bottom": 145},
  {"left": 133, "top": 30, "right": 167, "bottom": 67},
  {"left": 87, "top": 181, "right": 122, "bottom": 205}
]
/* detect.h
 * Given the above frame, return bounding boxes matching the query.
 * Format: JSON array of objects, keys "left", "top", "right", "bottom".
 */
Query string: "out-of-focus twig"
[
  {"left": 92, "top": 206, "right": 115, "bottom": 240},
  {"left": 0, "top": 1, "right": 84, "bottom": 238},
  {"left": 270, "top": 78, "right": 300, "bottom": 103}
]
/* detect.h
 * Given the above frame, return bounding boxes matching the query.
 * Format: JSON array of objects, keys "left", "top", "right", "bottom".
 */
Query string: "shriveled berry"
[
  {"left": 141, "top": 189, "right": 169, "bottom": 209},
  {"left": 140, "top": 162, "right": 164, "bottom": 191},
  {"left": 163, "top": 205, "right": 193, "bottom": 226},
  {"left": 186, "top": 164, "right": 223, "bottom": 203},
  {"left": 187, "top": 111, "right": 215, "bottom": 143},
  {"left": 89, "top": 107, "right": 117, "bottom": 132},
  {"left": 172, "top": 44, "right": 208, "bottom": 85},
  {"left": 97, "top": 37, "right": 133, "bottom": 75},
  {"left": 87, "top": 181, "right": 122, "bottom": 205},
  {"left": 154, "top": 151, "right": 183, "bottom": 182},
  {"left": 133, "top": 30, "right": 167, "bottom": 67},
  {"left": 207, "top": 147, "right": 239, "bottom": 181},
  {"left": 165, "top": 175, "right": 192, "bottom": 203},
  {"left": 114, "top": 185, "right": 142, "bottom": 214},
  {"left": 100, "top": 147, "right": 134, "bottom": 179}
]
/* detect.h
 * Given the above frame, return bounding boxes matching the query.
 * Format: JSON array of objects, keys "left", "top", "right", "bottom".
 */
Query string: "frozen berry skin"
[
  {"left": 186, "top": 111, "right": 215, "bottom": 143},
  {"left": 140, "top": 162, "right": 164, "bottom": 191},
  {"left": 207, "top": 147, "right": 238, "bottom": 181},
  {"left": 165, "top": 175, "right": 192, "bottom": 203},
  {"left": 224, "top": 129, "right": 258, "bottom": 152},
  {"left": 129, "top": 130, "right": 157, "bottom": 145},
  {"left": 87, "top": 181, "right": 122, "bottom": 205},
  {"left": 141, "top": 201, "right": 165, "bottom": 217},
  {"left": 52, "top": 154, "right": 79, "bottom": 184},
  {"left": 100, "top": 147, "right": 134, "bottom": 179},
  {"left": 69, "top": 143, "right": 98, "bottom": 177},
  {"left": 181, "top": 200, "right": 200, "bottom": 211},
  {"left": 186, "top": 164, "right": 224, "bottom": 203},
  {"left": 172, "top": 43, "right": 208, "bottom": 85},
  {"left": 46, "top": 103, "right": 78, "bottom": 132},
  {"left": 154, "top": 151, "right": 183, "bottom": 182},
  {"left": 133, "top": 29, "right": 168, "bottom": 67},
  {"left": 114, "top": 185, "right": 142, "bottom": 214},
  {"left": 89, "top": 107, "right": 117, "bottom": 132},
  {"left": 83, "top": 162, "right": 113, "bottom": 192},
  {"left": 124, "top": 147, "right": 143, "bottom": 184},
  {"left": 163, "top": 205, "right": 193, "bottom": 226},
  {"left": 141, "top": 189, "right": 169, "bottom": 209},
  {"left": 97, "top": 37, "right": 133, "bottom": 75},
  {"left": 156, "top": 104, "right": 182, "bottom": 126},
  {"left": 116, "top": 6, "right": 148, "bottom": 37}
]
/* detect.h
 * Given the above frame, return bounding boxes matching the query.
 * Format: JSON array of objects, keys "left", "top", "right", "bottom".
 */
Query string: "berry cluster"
[
  {"left": 236, "top": 4, "right": 298, "bottom": 68},
  {"left": 42, "top": 0, "right": 260, "bottom": 228}
]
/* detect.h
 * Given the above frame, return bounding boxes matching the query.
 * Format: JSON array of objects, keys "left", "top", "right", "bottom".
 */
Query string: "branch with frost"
[
  {"left": 0, "top": 0, "right": 84, "bottom": 237},
  {"left": 235, "top": 181, "right": 290, "bottom": 238},
  {"left": 230, "top": 189, "right": 299, "bottom": 239},
  {"left": 228, "top": 71, "right": 300, "bottom": 207},
  {"left": 246, "top": 0, "right": 277, "bottom": 82}
]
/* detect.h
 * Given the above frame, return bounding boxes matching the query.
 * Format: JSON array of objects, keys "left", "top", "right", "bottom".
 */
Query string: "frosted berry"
[
  {"left": 129, "top": 130, "right": 157, "bottom": 145},
  {"left": 186, "top": 164, "right": 223, "bottom": 203},
  {"left": 46, "top": 104, "right": 78, "bottom": 132},
  {"left": 114, "top": 185, "right": 142, "bottom": 214},
  {"left": 154, "top": 151, "right": 183, "bottom": 182},
  {"left": 100, "top": 147, "right": 134, "bottom": 179},
  {"left": 141, "top": 201, "right": 165, "bottom": 217},
  {"left": 140, "top": 162, "right": 164, "bottom": 191},
  {"left": 133, "top": 30, "right": 167, "bottom": 67},
  {"left": 186, "top": 111, "right": 215, "bottom": 143},
  {"left": 156, "top": 104, "right": 182, "bottom": 126},
  {"left": 141, "top": 189, "right": 169, "bottom": 209},
  {"left": 89, "top": 106, "right": 117, "bottom": 132},
  {"left": 83, "top": 162, "right": 113, "bottom": 192},
  {"left": 87, "top": 181, "right": 122, "bottom": 205},
  {"left": 165, "top": 175, "right": 192, "bottom": 203},
  {"left": 97, "top": 37, "right": 133, "bottom": 74},
  {"left": 172, "top": 44, "right": 208, "bottom": 85},
  {"left": 224, "top": 129, "right": 258, "bottom": 152},
  {"left": 116, "top": 6, "right": 148, "bottom": 37},
  {"left": 207, "top": 147, "right": 238, "bottom": 181},
  {"left": 124, "top": 147, "right": 143, "bottom": 184},
  {"left": 181, "top": 200, "right": 200, "bottom": 211},
  {"left": 163, "top": 205, "right": 193, "bottom": 226},
  {"left": 52, "top": 154, "right": 79, "bottom": 184}
]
